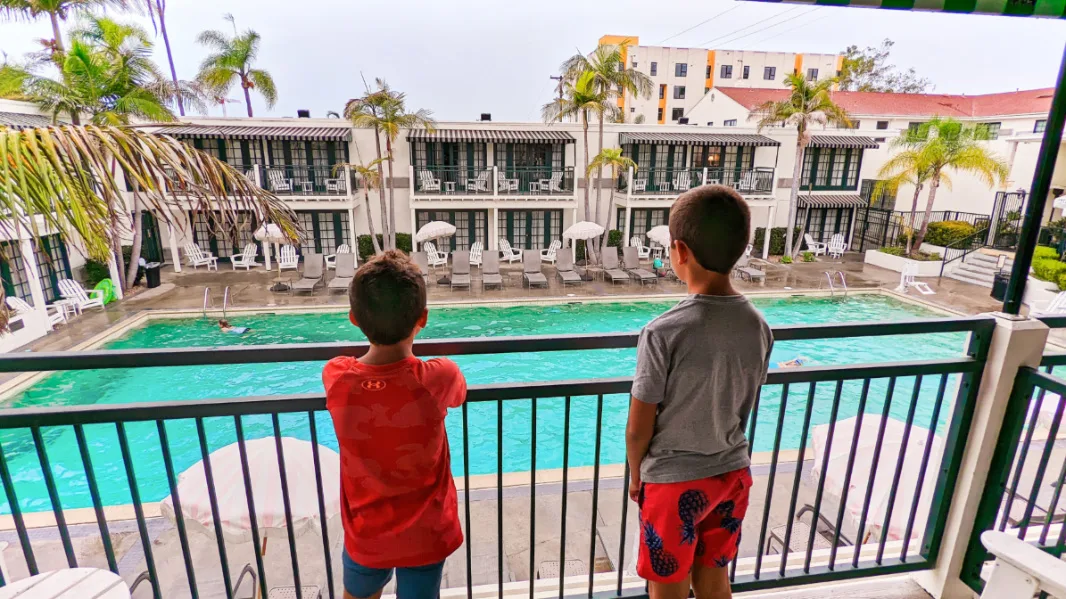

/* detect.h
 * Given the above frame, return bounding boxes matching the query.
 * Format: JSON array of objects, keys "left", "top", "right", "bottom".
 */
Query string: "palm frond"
[{"left": 246, "top": 68, "right": 276, "bottom": 107}]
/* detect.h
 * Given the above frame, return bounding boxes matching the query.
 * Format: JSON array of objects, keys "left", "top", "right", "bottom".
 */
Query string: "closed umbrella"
[
  {"left": 416, "top": 221, "right": 457, "bottom": 243},
  {"left": 255, "top": 224, "right": 291, "bottom": 291}
]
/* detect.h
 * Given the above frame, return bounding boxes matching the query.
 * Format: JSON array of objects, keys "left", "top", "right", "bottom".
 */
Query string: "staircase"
[{"left": 945, "top": 251, "right": 1014, "bottom": 288}]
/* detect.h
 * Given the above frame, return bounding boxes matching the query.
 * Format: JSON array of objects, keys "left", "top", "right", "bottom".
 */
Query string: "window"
[
  {"left": 800, "top": 148, "right": 864, "bottom": 190},
  {"left": 630, "top": 107, "right": 636, "bottom": 113},
  {"left": 763, "top": 66, "right": 776, "bottom": 80},
  {"left": 720, "top": 64, "right": 733, "bottom": 79},
  {"left": 907, "top": 122, "right": 927, "bottom": 138},
  {"left": 876, "top": 121, "right": 889, "bottom": 130},
  {"left": 978, "top": 122, "right": 1002, "bottom": 140},
  {"left": 706, "top": 65, "right": 711, "bottom": 79},
  {"left": 673, "top": 86, "right": 686, "bottom": 100},
  {"left": 659, "top": 85, "right": 665, "bottom": 99},
  {"left": 632, "top": 60, "right": 638, "bottom": 68},
  {"left": 1035, "top": 119, "right": 1048, "bottom": 133},
  {"left": 845, "top": 120, "right": 860, "bottom": 129},
  {"left": 742, "top": 65, "right": 750, "bottom": 79},
  {"left": 297, "top": 210, "right": 351, "bottom": 255},
  {"left": 671, "top": 108, "right": 684, "bottom": 121},
  {"left": 807, "top": 68, "right": 819, "bottom": 81},
  {"left": 650, "top": 62, "right": 657, "bottom": 76},
  {"left": 724, "top": 119, "right": 738, "bottom": 126},
  {"left": 657, "top": 107, "right": 664, "bottom": 121},
  {"left": 418, "top": 210, "right": 488, "bottom": 251},
  {"left": 498, "top": 210, "right": 562, "bottom": 249},
  {"left": 675, "top": 63, "right": 687, "bottom": 77}
]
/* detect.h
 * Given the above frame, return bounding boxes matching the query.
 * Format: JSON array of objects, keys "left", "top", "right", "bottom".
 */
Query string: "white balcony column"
[
  {"left": 916, "top": 316, "right": 1049, "bottom": 599},
  {"left": 627, "top": 166, "right": 634, "bottom": 203},
  {"left": 410, "top": 207, "right": 418, "bottom": 252},
  {"left": 252, "top": 164, "right": 262, "bottom": 188},
  {"left": 762, "top": 204, "right": 776, "bottom": 260},
  {"left": 262, "top": 238, "right": 272, "bottom": 270},
  {"left": 348, "top": 206, "right": 358, "bottom": 255},
  {"left": 493, "top": 166, "right": 499, "bottom": 200},
  {"left": 623, "top": 205, "right": 632, "bottom": 247},
  {"left": 167, "top": 221, "right": 182, "bottom": 273},
  {"left": 490, "top": 208, "right": 499, "bottom": 251},
  {"left": 408, "top": 165, "right": 415, "bottom": 195},
  {"left": 703, "top": 167, "right": 709, "bottom": 187},
  {"left": 19, "top": 238, "right": 51, "bottom": 331},
  {"left": 344, "top": 164, "right": 353, "bottom": 199}
]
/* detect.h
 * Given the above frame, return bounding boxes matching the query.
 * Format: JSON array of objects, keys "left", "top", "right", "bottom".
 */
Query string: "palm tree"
[
  {"left": 561, "top": 40, "right": 651, "bottom": 246},
  {"left": 876, "top": 144, "right": 933, "bottom": 256},
  {"left": 753, "top": 72, "right": 851, "bottom": 257},
  {"left": 346, "top": 157, "right": 386, "bottom": 255},
  {"left": 543, "top": 71, "right": 617, "bottom": 245},
  {"left": 195, "top": 15, "right": 276, "bottom": 118},
  {"left": 345, "top": 79, "right": 434, "bottom": 250},
  {"left": 587, "top": 147, "right": 636, "bottom": 253},
  {"left": 143, "top": 0, "right": 183, "bottom": 115},
  {"left": 0, "top": 0, "right": 128, "bottom": 57},
  {"left": 892, "top": 117, "right": 1009, "bottom": 251}
]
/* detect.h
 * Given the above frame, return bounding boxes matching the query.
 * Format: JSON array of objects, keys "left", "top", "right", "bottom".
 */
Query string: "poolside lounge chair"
[
  {"left": 278, "top": 245, "right": 299, "bottom": 271},
  {"left": 539, "top": 172, "right": 564, "bottom": 193},
  {"left": 231, "top": 243, "right": 258, "bottom": 270},
  {"left": 291, "top": 254, "right": 324, "bottom": 295},
  {"left": 601, "top": 249, "right": 629, "bottom": 284},
  {"left": 804, "top": 234, "right": 827, "bottom": 257},
  {"left": 499, "top": 239, "right": 522, "bottom": 263},
  {"left": 828, "top": 233, "right": 847, "bottom": 259},
  {"left": 541, "top": 240, "right": 561, "bottom": 265},
  {"left": 733, "top": 255, "right": 766, "bottom": 283},
  {"left": 631, "top": 237, "right": 651, "bottom": 259},
  {"left": 419, "top": 169, "right": 441, "bottom": 192},
  {"left": 556, "top": 248, "right": 583, "bottom": 286},
  {"left": 58, "top": 279, "right": 106, "bottom": 312},
  {"left": 482, "top": 251, "right": 503, "bottom": 290},
  {"left": 424, "top": 241, "right": 448, "bottom": 267},
  {"left": 469, "top": 241, "right": 483, "bottom": 268},
  {"left": 266, "top": 168, "right": 294, "bottom": 193},
  {"left": 411, "top": 252, "right": 431, "bottom": 285},
  {"left": 523, "top": 250, "right": 548, "bottom": 288},
  {"left": 6, "top": 296, "right": 65, "bottom": 326},
  {"left": 623, "top": 247, "right": 657, "bottom": 285},
  {"left": 184, "top": 243, "right": 218, "bottom": 270},
  {"left": 325, "top": 243, "right": 351, "bottom": 270},
  {"left": 895, "top": 264, "right": 935, "bottom": 295},
  {"left": 451, "top": 251, "right": 471, "bottom": 290},
  {"left": 328, "top": 253, "right": 356, "bottom": 293}
]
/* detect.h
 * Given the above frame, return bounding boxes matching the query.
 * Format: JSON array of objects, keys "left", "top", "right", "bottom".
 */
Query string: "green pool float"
[{"left": 94, "top": 279, "right": 117, "bottom": 304}]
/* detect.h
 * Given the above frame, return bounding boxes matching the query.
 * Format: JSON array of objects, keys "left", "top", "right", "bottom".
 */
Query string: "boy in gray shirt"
[{"left": 626, "top": 186, "right": 773, "bottom": 599}]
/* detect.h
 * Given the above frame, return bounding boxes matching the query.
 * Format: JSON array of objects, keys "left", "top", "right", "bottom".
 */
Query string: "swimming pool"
[{"left": 1, "top": 294, "right": 968, "bottom": 514}]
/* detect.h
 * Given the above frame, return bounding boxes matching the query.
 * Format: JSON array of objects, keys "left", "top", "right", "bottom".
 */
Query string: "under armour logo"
[{"left": 362, "top": 380, "right": 386, "bottom": 391}]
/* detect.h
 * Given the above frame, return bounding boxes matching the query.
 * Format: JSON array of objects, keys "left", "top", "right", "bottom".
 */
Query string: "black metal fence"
[
  {"left": 260, "top": 165, "right": 351, "bottom": 196},
  {"left": 618, "top": 167, "right": 773, "bottom": 195},
  {"left": 414, "top": 166, "right": 493, "bottom": 195},
  {"left": 497, "top": 167, "right": 575, "bottom": 195},
  {"left": 0, "top": 317, "right": 995, "bottom": 599},
  {"left": 852, "top": 209, "right": 992, "bottom": 253}
]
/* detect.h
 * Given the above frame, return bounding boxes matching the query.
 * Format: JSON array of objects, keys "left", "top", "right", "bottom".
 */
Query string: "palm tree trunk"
[
  {"left": 905, "top": 184, "right": 922, "bottom": 256},
  {"left": 126, "top": 207, "right": 144, "bottom": 288},
  {"left": 386, "top": 137, "right": 397, "bottom": 250},
  {"left": 49, "top": 12, "right": 65, "bottom": 55},
  {"left": 581, "top": 112, "right": 591, "bottom": 224},
  {"left": 372, "top": 128, "right": 390, "bottom": 250},
  {"left": 242, "top": 79, "right": 254, "bottom": 117},
  {"left": 593, "top": 112, "right": 605, "bottom": 252},
  {"left": 156, "top": 3, "right": 184, "bottom": 116},
  {"left": 913, "top": 174, "right": 940, "bottom": 251},
  {"left": 364, "top": 189, "right": 382, "bottom": 255},
  {"left": 785, "top": 141, "right": 805, "bottom": 258},
  {"left": 597, "top": 165, "right": 617, "bottom": 260}
]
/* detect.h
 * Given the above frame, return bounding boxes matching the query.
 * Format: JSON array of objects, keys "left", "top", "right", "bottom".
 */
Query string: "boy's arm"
[
  {"left": 626, "top": 398, "right": 657, "bottom": 501},
  {"left": 423, "top": 358, "right": 468, "bottom": 409},
  {"left": 627, "top": 327, "right": 668, "bottom": 502}
]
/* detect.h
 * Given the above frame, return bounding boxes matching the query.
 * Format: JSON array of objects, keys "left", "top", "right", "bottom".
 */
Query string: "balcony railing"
[
  {"left": 497, "top": 167, "right": 575, "bottom": 195},
  {"left": 618, "top": 167, "right": 775, "bottom": 195},
  {"left": 259, "top": 165, "right": 352, "bottom": 196},
  {"left": 414, "top": 166, "right": 494, "bottom": 195},
  {"left": 0, "top": 316, "right": 996, "bottom": 598}
]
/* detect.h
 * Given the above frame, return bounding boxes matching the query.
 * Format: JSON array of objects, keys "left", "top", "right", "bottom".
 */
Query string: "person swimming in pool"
[{"left": 218, "top": 319, "right": 248, "bottom": 335}]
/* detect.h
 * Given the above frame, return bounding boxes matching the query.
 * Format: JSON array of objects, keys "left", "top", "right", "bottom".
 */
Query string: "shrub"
[
  {"left": 753, "top": 227, "right": 802, "bottom": 256},
  {"left": 1058, "top": 272, "right": 1066, "bottom": 292},
  {"left": 780, "top": 255, "right": 793, "bottom": 264},
  {"left": 924, "top": 221, "right": 978, "bottom": 247},
  {"left": 607, "top": 230, "right": 623, "bottom": 247},
  {"left": 1032, "top": 257, "right": 1066, "bottom": 283},
  {"left": 1035, "top": 246, "right": 1060, "bottom": 261},
  {"left": 879, "top": 246, "right": 942, "bottom": 261},
  {"left": 801, "top": 251, "right": 815, "bottom": 263},
  {"left": 356, "top": 234, "right": 413, "bottom": 261},
  {"left": 84, "top": 260, "right": 111, "bottom": 287}
]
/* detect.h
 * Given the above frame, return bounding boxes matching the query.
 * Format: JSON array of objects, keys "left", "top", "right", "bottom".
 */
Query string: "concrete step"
[
  {"left": 951, "top": 264, "right": 997, "bottom": 284},
  {"left": 946, "top": 271, "right": 995, "bottom": 288},
  {"left": 967, "top": 253, "right": 1014, "bottom": 268}
]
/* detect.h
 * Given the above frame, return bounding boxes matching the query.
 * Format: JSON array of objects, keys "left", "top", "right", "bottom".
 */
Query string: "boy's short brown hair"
[
  {"left": 349, "top": 250, "right": 427, "bottom": 345},
  {"left": 669, "top": 185, "right": 751, "bottom": 275}
]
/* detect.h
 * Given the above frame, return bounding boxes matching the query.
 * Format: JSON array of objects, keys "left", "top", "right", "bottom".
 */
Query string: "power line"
[
  {"left": 711, "top": 7, "right": 820, "bottom": 49},
  {"left": 697, "top": 5, "right": 806, "bottom": 48},
  {"left": 738, "top": 10, "right": 830, "bottom": 50},
  {"left": 657, "top": 5, "right": 743, "bottom": 45}
]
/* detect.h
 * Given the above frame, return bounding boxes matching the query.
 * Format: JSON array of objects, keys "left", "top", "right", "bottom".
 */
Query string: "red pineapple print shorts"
[{"left": 637, "top": 468, "right": 752, "bottom": 583}]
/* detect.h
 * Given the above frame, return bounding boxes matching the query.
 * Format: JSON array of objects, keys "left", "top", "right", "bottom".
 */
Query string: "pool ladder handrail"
[
  {"left": 222, "top": 286, "right": 230, "bottom": 318},
  {"left": 203, "top": 287, "right": 210, "bottom": 317},
  {"left": 825, "top": 271, "right": 849, "bottom": 297}
]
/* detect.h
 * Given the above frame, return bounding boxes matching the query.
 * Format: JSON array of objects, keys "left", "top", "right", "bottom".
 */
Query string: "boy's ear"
[
  {"left": 349, "top": 310, "right": 358, "bottom": 327},
  {"left": 417, "top": 309, "right": 429, "bottom": 329},
  {"left": 673, "top": 240, "right": 691, "bottom": 264}
]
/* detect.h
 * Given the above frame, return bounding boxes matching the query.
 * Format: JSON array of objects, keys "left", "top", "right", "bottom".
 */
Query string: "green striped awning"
[
  {"left": 618, "top": 132, "right": 780, "bottom": 146},
  {"left": 407, "top": 129, "right": 575, "bottom": 143},
  {"left": 799, "top": 194, "right": 867, "bottom": 208},
  {"left": 809, "top": 135, "right": 881, "bottom": 149},
  {"left": 742, "top": 0, "right": 1063, "bottom": 18}
]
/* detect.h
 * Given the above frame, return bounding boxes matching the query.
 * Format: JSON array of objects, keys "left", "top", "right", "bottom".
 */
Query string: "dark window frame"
[
  {"left": 806, "top": 67, "right": 819, "bottom": 81},
  {"left": 742, "top": 65, "right": 750, "bottom": 80},
  {"left": 671, "top": 108, "right": 684, "bottom": 121},
  {"left": 650, "top": 62, "right": 658, "bottom": 76},
  {"left": 673, "top": 86, "right": 686, "bottom": 100},
  {"left": 763, "top": 66, "right": 776, "bottom": 80},
  {"left": 675, "top": 63, "right": 687, "bottom": 77},
  {"left": 720, "top": 64, "right": 733, "bottom": 79}
]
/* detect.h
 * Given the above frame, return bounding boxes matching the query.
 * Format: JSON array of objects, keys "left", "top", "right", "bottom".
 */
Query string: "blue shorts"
[{"left": 342, "top": 550, "right": 445, "bottom": 599}]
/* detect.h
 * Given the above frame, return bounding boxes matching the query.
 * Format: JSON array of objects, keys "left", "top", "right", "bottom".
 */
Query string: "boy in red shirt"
[{"left": 324, "top": 250, "right": 466, "bottom": 599}]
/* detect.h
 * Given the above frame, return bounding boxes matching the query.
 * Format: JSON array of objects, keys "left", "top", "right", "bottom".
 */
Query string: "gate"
[
  {"left": 853, "top": 207, "right": 897, "bottom": 252},
  {"left": 987, "top": 191, "right": 1027, "bottom": 250}
]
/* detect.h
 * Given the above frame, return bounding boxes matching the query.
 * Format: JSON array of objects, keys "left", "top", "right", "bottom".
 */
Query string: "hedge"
[
  {"left": 1035, "top": 246, "right": 1059, "bottom": 261},
  {"left": 1032, "top": 257, "right": 1066, "bottom": 284},
  {"left": 357, "top": 233, "right": 413, "bottom": 261},
  {"left": 752, "top": 227, "right": 802, "bottom": 256},
  {"left": 879, "top": 246, "right": 942, "bottom": 261},
  {"left": 924, "top": 221, "right": 978, "bottom": 247},
  {"left": 576, "top": 230, "right": 622, "bottom": 261}
]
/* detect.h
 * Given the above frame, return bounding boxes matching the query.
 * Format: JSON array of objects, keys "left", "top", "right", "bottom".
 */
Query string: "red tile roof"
[{"left": 716, "top": 87, "right": 1054, "bottom": 118}]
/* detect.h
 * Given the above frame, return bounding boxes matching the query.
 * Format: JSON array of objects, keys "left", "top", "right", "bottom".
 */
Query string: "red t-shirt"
[{"left": 323, "top": 355, "right": 466, "bottom": 568}]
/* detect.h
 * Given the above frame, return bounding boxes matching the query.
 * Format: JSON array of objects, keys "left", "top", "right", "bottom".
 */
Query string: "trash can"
[
  {"left": 991, "top": 272, "right": 1010, "bottom": 301},
  {"left": 145, "top": 262, "right": 162, "bottom": 289}
]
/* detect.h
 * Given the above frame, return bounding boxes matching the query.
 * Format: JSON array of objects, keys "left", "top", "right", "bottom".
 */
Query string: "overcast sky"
[{"left": 2, "top": 0, "right": 1063, "bottom": 122}]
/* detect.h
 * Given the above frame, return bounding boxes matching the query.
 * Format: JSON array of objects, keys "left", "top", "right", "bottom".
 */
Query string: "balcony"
[
  {"left": 258, "top": 165, "right": 354, "bottom": 197},
  {"left": 0, "top": 314, "right": 1053, "bottom": 598},
  {"left": 411, "top": 166, "right": 577, "bottom": 201},
  {"left": 618, "top": 166, "right": 775, "bottom": 196}
]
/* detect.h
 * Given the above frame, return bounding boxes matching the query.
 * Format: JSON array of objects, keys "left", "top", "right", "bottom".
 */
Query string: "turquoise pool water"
[{"left": 1, "top": 295, "right": 967, "bottom": 514}]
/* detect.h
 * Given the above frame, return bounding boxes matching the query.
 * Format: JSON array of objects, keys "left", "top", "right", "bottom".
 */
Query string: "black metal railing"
[
  {"left": 497, "top": 167, "right": 575, "bottom": 195},
  {"left": 938, "top": 228, "right": 992, "bottom": 278},
  {"left": 414, "top": 166, "right": 493, "bottom": 195},
  {"left": 618, "top": 167, "right": 774, "bottom": 195},
  {"left": 0, "top": 317, "right": 994, "bottom": 599},
  {"left": 259, "top": 165, "right": 351, "bottom": 196},
  {"left": 853, "top": 209, "right": 992, "bottom": 253}
]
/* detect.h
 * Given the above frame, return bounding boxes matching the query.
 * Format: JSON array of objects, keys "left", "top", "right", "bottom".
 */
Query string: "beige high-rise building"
[{"left": 599, "top": 35, "right": 842, "bottom": 125}]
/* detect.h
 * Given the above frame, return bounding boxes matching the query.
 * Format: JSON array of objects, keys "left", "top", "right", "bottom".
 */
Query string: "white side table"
[
  {"left": 0, "top": 568, "right": 130, "bottom": 599},
  {"left": 53, "top": 299, "right": 79, "bottom": 319},
  {"left": 443, "top": 181, "right": 457, "bottom": 193}
]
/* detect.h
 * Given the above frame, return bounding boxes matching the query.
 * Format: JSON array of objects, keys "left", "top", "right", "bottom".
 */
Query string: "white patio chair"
[
  {"left": 894, "top": 264, "right": 935, "bottom": 295},
  {"left": 631, "top": 237, "right": 651, "bottom": 260},
  {"left": 632, "top": 178, "right": 647, "bottom": 192},
  {"left": 539, "top": 172, "right": 564, "bottom": 193},
  {"left": 498, "top": 175, "right": 518, "bottom": 193},
  {"left": 804, "top": 234, "right": 828, "bottom": 256},
  {"left": 735, "top": 171, "right": 757, "bottom": 192},
  {"left": 278, "top": 245, "right": 299, "bottom": 271},
  {"left": 673, "top": 171, "right": 692, "bottom": 191},
  {"left": 266, "top": 168, "right": 294, "bottom": 193},
  {"left": 231, "top": 243, "right": 259, "bottom": 270},
  {"left": 325, "top": 243, "right": 352, "bottom": 270},
  {"left": 325, "top": 178, "right": 345, "bottom": 193},
  {"left": 469, "top": 241, "right": 483, "bottom": 268},
  {"left": 466, "top": 170, "right": 490, "bottom": 193},
  {"left": 419, "top": 169, "right": 441, "bottom": 192},
  {"left": 6, "top": 296, "right": 65, "bottom": 326},
  {"left": 499, "top": 239, "right": 522, "bottom": 264},
  {"left": 183, "top": 243, "right": 218, "bottom": 270},
  {"left": 540, "top": 240, "right": 561, "bottom": 265},
  {"left": 828, "top": 233, "right": 847, "bottom": 258},
  {"left": 979, "top": 530, "right": 1066, "bottom": 599},
  {"left": 424, "top": 241, "right": 449, "bottom": 267},
  {"left": 58, "top": 279, "right": 106, "bottom": 312}
]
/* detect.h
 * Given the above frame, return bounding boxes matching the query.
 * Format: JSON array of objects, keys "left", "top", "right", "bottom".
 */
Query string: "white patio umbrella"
[
  {"left": 646, "top": 225, "right": 671, "bottom": 249},
  {"left": 416, "top": 221, "right": 457, "bottom": 243},
  {"left": 255, "top": 223, "right": 291, "bottom": 291},
  {"left": 563, "top": 221, "right": 605, "bottom": 277},
  {"left": 160, "top": 437, "right": 342, "bottom": 544},
  {"left": 809, "top": 414, "right": 943, "bottom": 543}
]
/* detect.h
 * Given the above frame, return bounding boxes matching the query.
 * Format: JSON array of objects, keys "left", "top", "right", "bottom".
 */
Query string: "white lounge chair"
[
  {"left": 266, "top": 168, "right": 294, "bottom": 193},
  {"left": 419, "top": 169, "right": 441, "bottom": 192},
  {"left": 733, "top": 255, "right": 766, "bottom": 283},
  {"left": 499, "top": 239, "right": 522, "bottom": 264},
  {"left": 6, "top": 296, "right": 65, "bottom": 326},
  {"left": 539, "top": 172, "right": 564, "bottom": 193},
  {"left": 894, "top": 264, "right": 935, "bottom": 295},
  {"left": 291, "top": 254, "right": 324, "bottom": 295},
  {"left": 278, "top": 245, "right": 299, "bottom": 271},
  {"left": 411, "top": 252, "right": 431, "bottom": 285},
  {"left": 979, "top": 530, "right": 1066, "bottom": 599},
  {"left": 623, "top": 246, "right": 657, "bottom": 285},
  {"left": 328, "top": 253, "right": 356, "bottom": 293},
  {"left": 482, "top": 251, "right": 503, "bottom": 290},
  {"left": 58, "top": 279, "right": 106, "bottom": 312},
  {"left": 540, "top": 240, "right": 561, "bottom": 265},
  {"left": 231, "top": 243, "right": 258, "bottom": 270},
  {"left": 1031, "top": 291, "right": 1066, "bottom": 315},
  {"left": 451, "top": 251, "right": 471, "bottom": 290},
  {"left": 523, "top": 250, "right": 548, "bottom": 288},
  {"left": 673, "top": 170, "right": 692, "bottom": 191},
  {"left": 469, "top": 241, "right": 483, "bottom": 268},
  {"left": 556, "top": 248, "right": 583, "bottom": 286},
  {"left": 325, "top": 243, "right": 351, "bottom": 270},
  {"left": 601, "top": 249, "right": 629, "bottom": 284},
  {"left": 424, "top": 242, "right": 448, "bottom": 267},
  {"left": 466, "top": 170, "right": 490, "bottom": 193},
  {"left": 631, "top": 237, "right": 651, "bottom": 260},
  {"left": 632, "top": 178, "right": 647, "bottom": 192},
  {"left": 828, "top": 233, "right": 847, "bottom": 259},
  {"left": 184, "top": 243, "right": 218, "bottom": 270},
  {"left": 805, "top": 234, "right": 827, "bottom": 257}
]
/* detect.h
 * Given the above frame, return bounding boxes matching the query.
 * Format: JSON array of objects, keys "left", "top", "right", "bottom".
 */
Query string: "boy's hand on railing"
[{"left": 629, "top": 474, "right": 641, "bottom": 503}]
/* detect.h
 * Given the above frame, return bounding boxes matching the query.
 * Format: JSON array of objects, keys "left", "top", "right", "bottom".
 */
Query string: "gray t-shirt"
[{"left": 632, "top": 294, "right": 773, "bottom": 484}]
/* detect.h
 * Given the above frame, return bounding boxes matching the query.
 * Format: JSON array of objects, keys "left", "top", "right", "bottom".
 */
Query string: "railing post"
[
  {"left": 493, "top": 166, "right": 499, "bottom": 200},
  {"left": 409, "top": 165, "right": 415, "bottom": 195},
  {"left": 627, "top": 166, "right": 634, "bottom": 200},
  {"left": 344, "top": 164, "right": 353, "bottom": 199},
  {"left": 703, "top": 167, "right": 709, "bottom": 187},
  {"left": 252, "top": 164, "right": 262, "bottom": 188},
  {"left": 915, "top": 315, "right": 1049, "bottom": 599}
]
